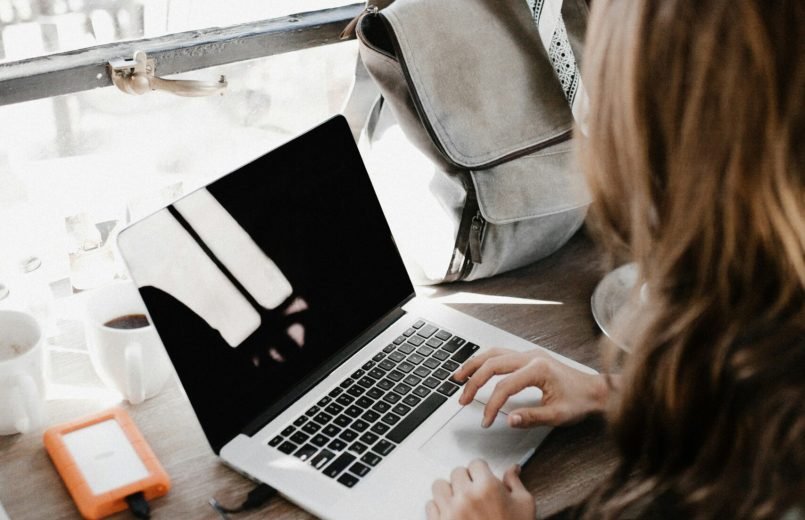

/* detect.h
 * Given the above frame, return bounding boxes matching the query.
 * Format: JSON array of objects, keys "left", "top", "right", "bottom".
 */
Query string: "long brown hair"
[{"left": 578, "top": 0, "right": 805, "bottom": 517}]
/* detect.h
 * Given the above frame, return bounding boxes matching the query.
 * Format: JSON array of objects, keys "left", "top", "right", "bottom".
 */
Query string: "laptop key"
[
  {"left": 340, "top": 378, "right": 355, "bottom": 389},
  {"left": 388, "top": 351, "right": 406, "bottom": 363},
  {"left": 398, "top": 343, "right": 415, "bottom": 355},
  {"left": 426, "top": 337, "right": 443, "bottom": 349},
  {"left": 432, "top": 350, "right": 449, "bottom": 361},
  {"left": 392, "top": 383, "right": 412, "bottom": 395},
  {"left": 366, "top": 387, "right": 385, "bottom": 400},
  {"left": 437, "top": 381, "right": 460, "bottom": 397},
  {"left": 423, "top": 358, "right": 440, "bottom": 369},
  {"left": 451, "top": 342, "right": 480, "bottom": 363},
  {"left": 377, "top": 378, "right": 395, "bottom": 390},
  {"left": 387, "top": 370, "right": 404, "bottom": 382},
  {"left": 324, "top": 452, "right": 357, "bottom": 479},
  {"left": 386, "top": 393, "right": 448, "bottom": 444},
  {"left": 403, "top": 374, "right": 422, "bottom": 386},
  {"left": 325, "top": 403, "right": 344, "bottom": 415},
  {"left": 412, "top": 320, "right": 425, "bottom": 329},
  {"left": 347, "top": 386, "right": 366, "bottom": 398},
  {"left": 278, "top": 441, "right": 298, "bottom": 454},
  {"left": 345, "top": 405, "right": 363, "bottom": 418},
  {"left": 407, "top": 353, "right": 425, "bottom": 365},
  {"left": 336, "top": 395, "right": 354, "bottom": 406},
  {"left": 416, "top": 346, "right": 434, "bottom": 357},
  {"left": 305, "top": 406, "right": 320, "bottom": 416},
  {"left": 393, "top": 335, "right": 406, "bottom": 345},
  {"left": 334, "top": 415, "right": 352, "bottom": 428},
  {"left": 351, "top": 369, "right": 366, "bottom": 380},
  {"left": 337, "top": 473, "right": 360, "bottom": 488},
  {"left": 372, "top": 401, "right": 391, "bottom": 413},
  {"left": 413, "top": 386, "right": 431, "bottom": 398},
  {"left": 407, "top": 336, "right": 424, "bottom": 347},
  {"left": 442, "top": 336, "right": 466, "bottom": 353},
  {"left": 359, "top": 432, "right": 379, "bottom": 445},
  {"left": 392, "top": 403, "right": 411, "bottom": 416},
  {"left": 294, "top": 444, "right": 318, "bottom": 461},
  {"left": 423, "top": 377, "right": 440, "bottom": 389},
  {"left": 373, "top": 439, "right": 396, "bottom": 456},
  {"left": 368, "top": 368, "right": 386, "bottom": 380},
  {"left": 432, "top": 368, "right": 451, "bottom": 380},
  {"left": 323, "top": 424, "right": 342, "bottom": 437},
  {"left": 293, "top": 416, "right": 307, "bottom": 427},
  {"left": 349, "top": 441, "right": 369, "bottom": 454},
  {"left": 397, "top": 361, "right": 415, "bottom": 374},
  {"left": 357, "top": 397, "right": 374, "bottom": 409},
  {"left": 313, "top": 412, "right": 333, "bottom": 425},
  {"left": 339, "top": 429, "right": 359, "bottom": 442},
  {"left": 311, "top": 434, "right": 329, "bottom": 447},
  {"left": 268, "top": 435, "right": 283, "bottom": 447},
  {"left": 357, "top": 377, "right": 376, "bottom": 389},
  {"left": 318, "top": 396, "right": 332, "bottom": 407},
  {"left": 378, "top": 359, "right": 396, "bottom": 371},
  {"left": 311, "top": 449, "right": 336, "bottom": 470},
  {"left": 351, "top": 420, "right": 370, "bottom": 432},
  {"left": 361, "top": 452, "right": 382, "bottom": 466},
  {"left": 350, "top": 462, "right": 371, "bottom": 477},
  {"left": 402, "top": 394, "right": 422, "bottom": 407},
  {"left": 382, "top": 344, "right": 395, "bottom": 353},
  {"left": 414, "top": 366, "right": 431, "bottom": 378},
  {"left": 328, "top": 438, "right": 348, "bottom": 452},
  {"left": 362, "top": 410, "right": 381, "bottom": 424},
  {"left": 370, "top": 422, "right": 390, "bottom": 435},
  {"left": 381, "top": 412, "right": 401, "bottom": 425},
  {"left": 281, "top": 426, "right": 295, "bottom": 437},
  {"left": 382, "top": 392, "right": 401, "bottom": 404},
  {"left": 403, "top": 327, "right": 416, "bottom": 337},
  {"left": 417, "top": 324, "right": 438, "bottom": 339},
  {"left": 435, "top": 330, "right": 452, "bottom": 341},
  {"left": 290, "top": 431, "right": 309, "bottom": 444},
  {"left": 442, "top": 360, "right": 460, "bottom": 372},
  {"left": 373, "top": 352, "right": 386, "bottom": 361},
  {"left": 362, "top": 360, "right": 376, "bottom": 370},
  {"left": 302, "top": 422, "right": 321, "bottom": 435}
]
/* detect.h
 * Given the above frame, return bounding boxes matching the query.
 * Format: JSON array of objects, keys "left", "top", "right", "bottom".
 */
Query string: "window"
[{"left": 0, "top": 1, "right": 369, "bottom": 310}]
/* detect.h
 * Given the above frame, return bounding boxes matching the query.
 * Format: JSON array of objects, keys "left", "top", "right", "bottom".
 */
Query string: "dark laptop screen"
[{"left": 119, "top": 117, "right": 414, "bottom": 452}]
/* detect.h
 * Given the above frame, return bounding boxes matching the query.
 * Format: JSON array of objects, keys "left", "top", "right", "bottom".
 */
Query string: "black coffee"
[{"left": 104, "top": 314, "right": 150, "bottom": 330}]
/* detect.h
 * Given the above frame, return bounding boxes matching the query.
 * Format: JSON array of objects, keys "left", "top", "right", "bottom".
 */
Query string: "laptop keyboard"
[{"left": 266, "top": 319, "right": 479, "bottom": 488}]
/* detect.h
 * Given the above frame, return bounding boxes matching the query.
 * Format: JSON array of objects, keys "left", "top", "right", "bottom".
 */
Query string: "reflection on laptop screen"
[{"left": 118, "top": 117, "right": 414, "bottom": 452}]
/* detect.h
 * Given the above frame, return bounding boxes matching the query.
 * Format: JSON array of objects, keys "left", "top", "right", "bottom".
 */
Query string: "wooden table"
[{"left": 0, "top": 231, "right": 617, "bottom": 519}]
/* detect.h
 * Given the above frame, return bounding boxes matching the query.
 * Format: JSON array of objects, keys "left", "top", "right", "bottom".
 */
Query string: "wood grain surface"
[{"left": 0, "top": 230, "right": 618, "bottom": 519}]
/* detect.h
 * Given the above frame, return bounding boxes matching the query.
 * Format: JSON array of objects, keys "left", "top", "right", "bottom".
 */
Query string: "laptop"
[{"left": 116, "top": 116, "right": 595, "bottom": 519}]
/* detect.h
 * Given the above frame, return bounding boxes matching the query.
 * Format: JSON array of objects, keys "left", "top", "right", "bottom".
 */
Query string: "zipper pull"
[
  {"left": 468, "top": 212, "right": 485, "bottom": 264},
  {"left": 340, "top": 5, "right": 379, "bottom": 40}
]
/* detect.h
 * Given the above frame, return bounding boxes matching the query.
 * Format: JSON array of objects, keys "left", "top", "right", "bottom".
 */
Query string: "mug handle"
[
  {"left": 12, "top": 373, "right": 45, "bottom": 434},
  {"left": 124, "top": 341, "right": 146, "bottom": 405}
]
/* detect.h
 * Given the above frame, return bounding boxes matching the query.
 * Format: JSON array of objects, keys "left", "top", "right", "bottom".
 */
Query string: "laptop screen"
[{"left": 118, "top": 117, "right": 415, "bottom": 452}]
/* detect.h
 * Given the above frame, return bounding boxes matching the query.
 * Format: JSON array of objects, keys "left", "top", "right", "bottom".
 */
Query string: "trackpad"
[{"left": 419, "top": 401, "right": 550, "bottom": 475}]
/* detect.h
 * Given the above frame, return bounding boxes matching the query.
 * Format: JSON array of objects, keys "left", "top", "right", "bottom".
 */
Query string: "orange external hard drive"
[{"left": 43, "top": 407, "right": 170, "bottom": 519}]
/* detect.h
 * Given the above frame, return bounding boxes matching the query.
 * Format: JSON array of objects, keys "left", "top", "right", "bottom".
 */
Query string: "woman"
[{"left": 426, "top": 0, "right": 805, "bottom": 518}]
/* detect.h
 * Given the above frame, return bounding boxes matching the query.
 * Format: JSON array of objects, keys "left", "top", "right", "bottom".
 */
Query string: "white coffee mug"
[
  {"left": 0, "top": 310, "right": 47, "bottom": 435},
  {"left": 84, "top": 282, "right": 172, "bottom": 405}
]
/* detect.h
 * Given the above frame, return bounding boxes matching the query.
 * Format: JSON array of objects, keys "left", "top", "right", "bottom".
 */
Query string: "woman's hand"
[
  {"left": 454, "top": 347, "right": 612, "bottom": 428},
  {"left": 426, "top": 461, "right": 535, "bottom": 520}
]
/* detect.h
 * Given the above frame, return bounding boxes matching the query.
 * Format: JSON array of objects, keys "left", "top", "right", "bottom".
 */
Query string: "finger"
[
  {"left": 508, "top": 406, "right": 563, "bottom": 428},
  {"left": 453, "top": 347, "right": 509, "bottom": 382},
  {"left": 431, "top": 479, "right": 453, "bottom": 510},
  {"left": 450, "top": 466, "right": 472, "bottom": 492},
  {"left": 483, "top": 361, "right": 549, "bottom": 428},
  {"left": 466, "top": 459, "right": 494, "bottom": 484},
  {"left": 459, "top": 353, "right": 527, "bottom": 405},
  {"left": 502, "top": 464, "right": 528, "bottom": 494},
  {"left": 425, "top": 500, "right": 440, "bottom": 520}
]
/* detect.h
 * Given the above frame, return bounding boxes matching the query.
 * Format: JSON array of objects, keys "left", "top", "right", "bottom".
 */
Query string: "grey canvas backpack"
[{"left": 353, "top": 0, "right": 590, "bottom": 284}]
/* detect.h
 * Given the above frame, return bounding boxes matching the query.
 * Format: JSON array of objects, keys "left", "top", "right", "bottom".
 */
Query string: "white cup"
[
  {"left": 0, "top": 310, "right": 47, "bottom": 435},
  {"left": 84, "top": 282, "right": 172, "bottom": 405}
]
